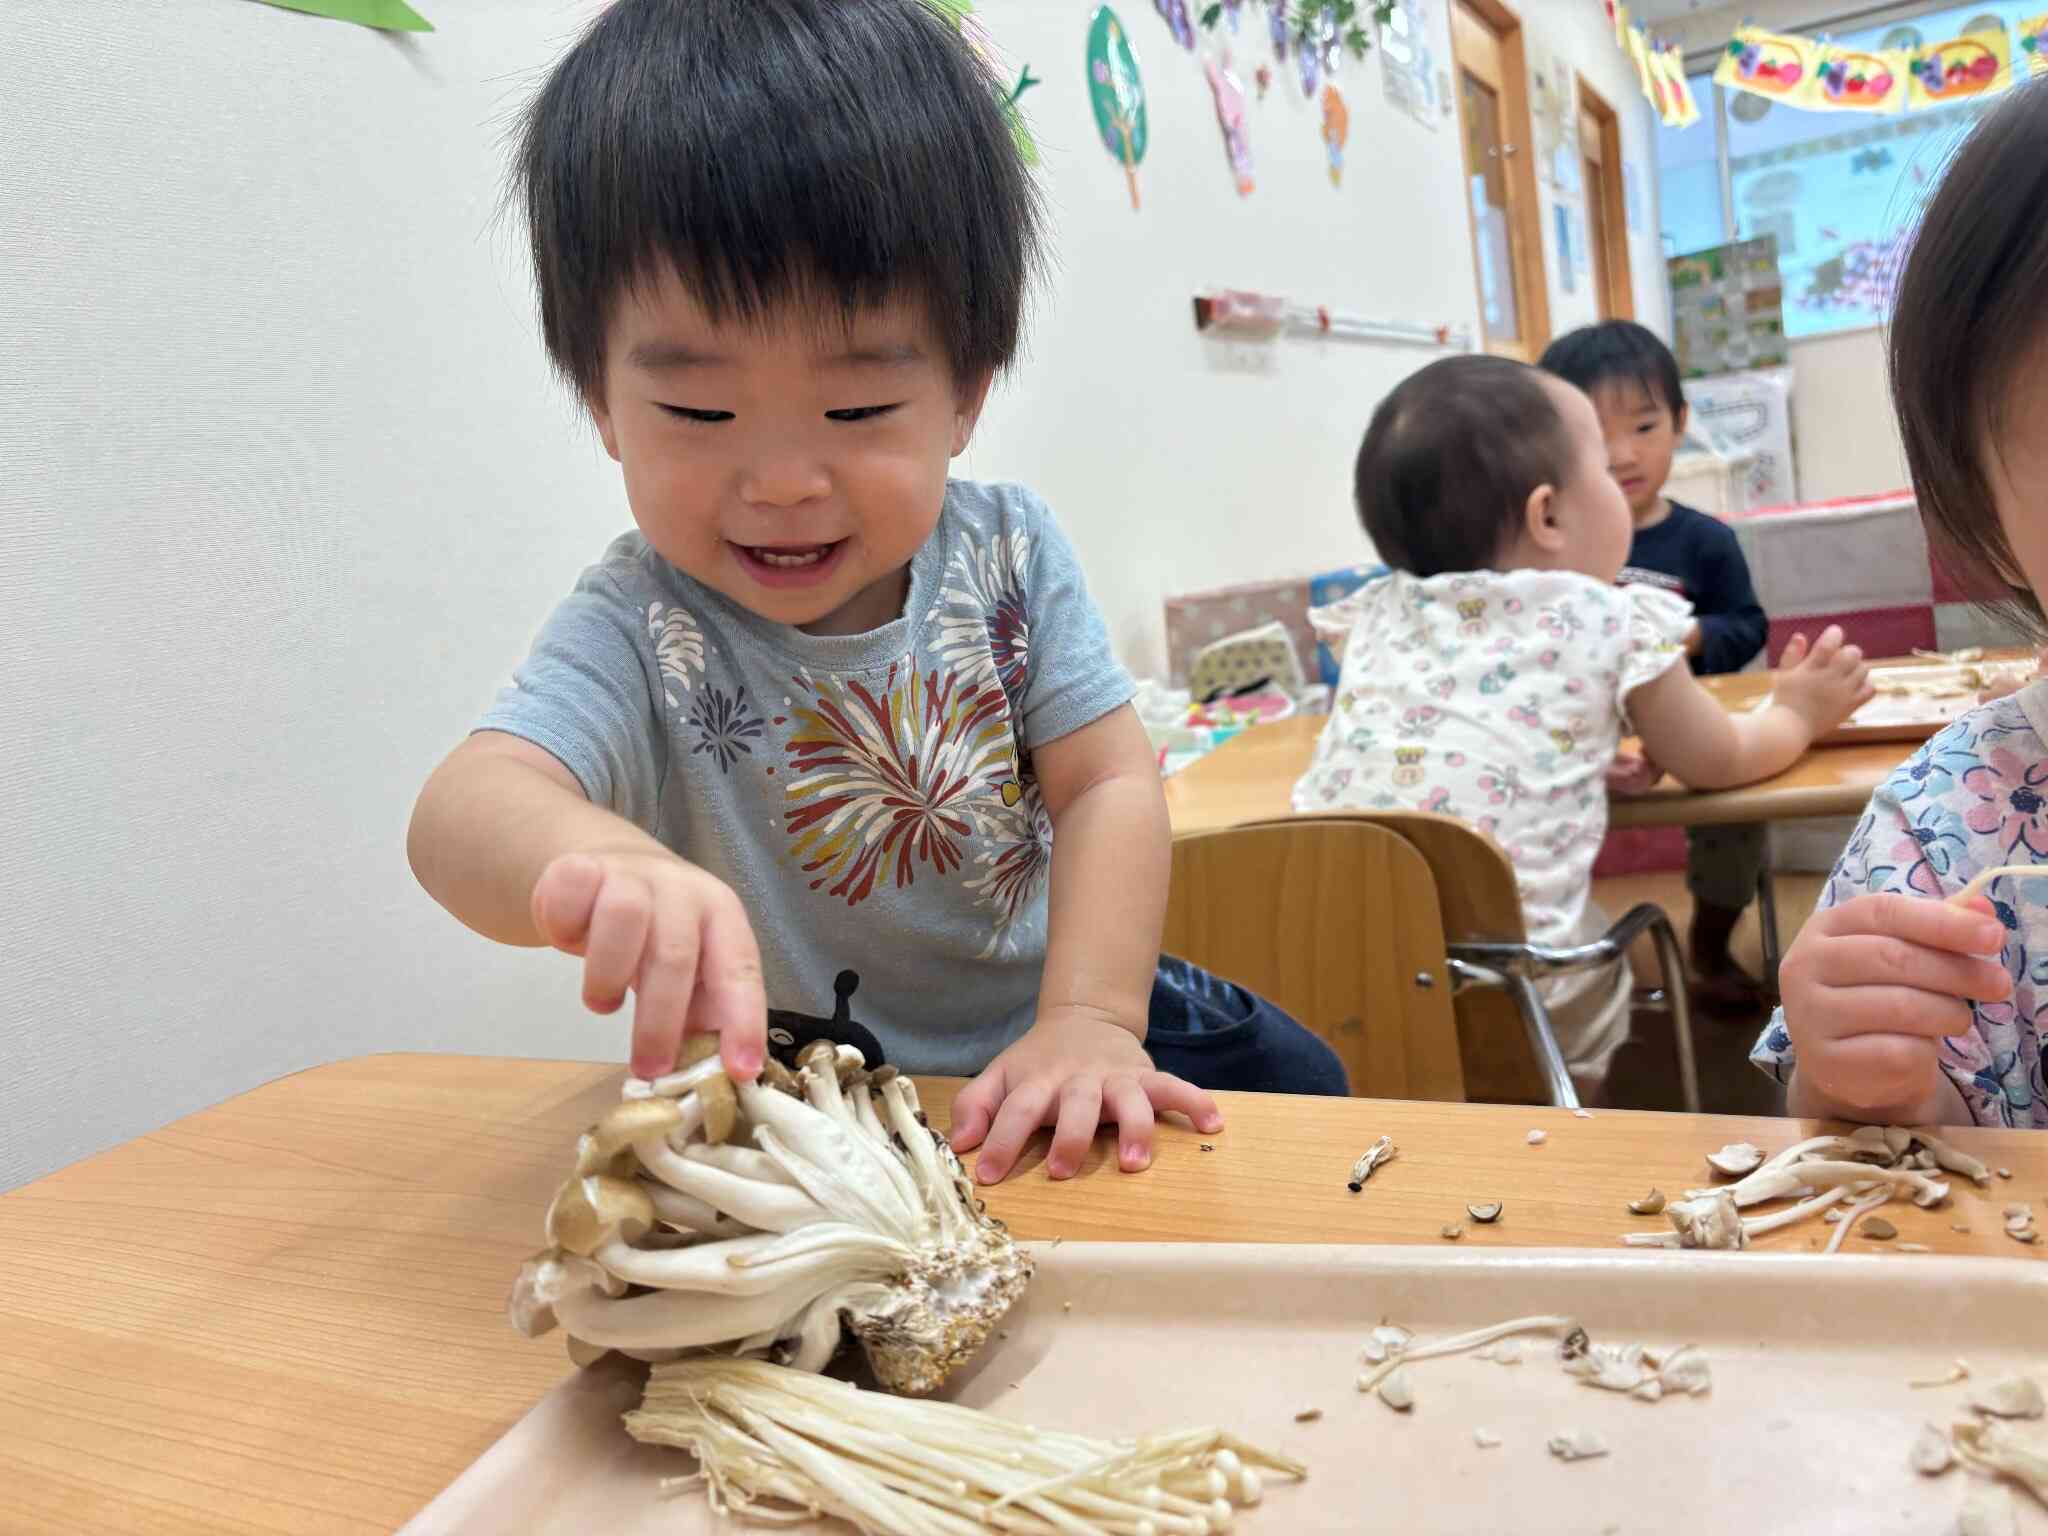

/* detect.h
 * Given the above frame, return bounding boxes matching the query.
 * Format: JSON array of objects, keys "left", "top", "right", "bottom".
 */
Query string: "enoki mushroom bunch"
[
  {"left": 628, "top": 1358, "right": 1305, "bottom": 1536},
  {"left": 509, "top": 1040, "right": 1032, "bottom": 1394},
  {"left": 1623, "top": 1125, "right": 1991, "bottom": 1251}
]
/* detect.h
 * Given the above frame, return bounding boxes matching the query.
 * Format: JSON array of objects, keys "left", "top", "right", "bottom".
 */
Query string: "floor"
[{"left": 1588, "top": 869, "right": 1828, "bottom": 1117}]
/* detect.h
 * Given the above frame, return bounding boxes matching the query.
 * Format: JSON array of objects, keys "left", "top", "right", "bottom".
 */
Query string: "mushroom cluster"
[
  {"left": 509, "top": 1040, "right": 1031, "bottom": 1395},
  {"left": 1622, "top": 1126, "right": 1990, "bottom": 1251}
]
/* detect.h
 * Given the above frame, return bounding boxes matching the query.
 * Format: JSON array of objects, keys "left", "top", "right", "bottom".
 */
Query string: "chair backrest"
[
  {"left": 1164, "top": 819, "right": 1465, "bottom": 1101},
  {"left": 1247, "top": 812, "right": 1550, "bottom": 1105}
]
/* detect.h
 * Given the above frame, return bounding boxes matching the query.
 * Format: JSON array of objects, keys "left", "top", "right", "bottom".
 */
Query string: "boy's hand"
[
  {"left": 1606, "top": 748, "right": 1662, "bottom": 797},
  {"left": 948, "top": 1008, "right": 1224, "bottom": 1184},
  {"left": 1777, "top": 892, "right": 2009, "bottom": 1121},
  {"left": 530, "top": 851, "right": 767, "bottom": 1084},
  {"left": 1771, "top": 626, "right": 1874, "bottom": 737}
]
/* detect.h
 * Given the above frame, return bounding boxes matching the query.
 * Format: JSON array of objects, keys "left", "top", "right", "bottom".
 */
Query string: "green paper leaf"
[
  {"left": 251, "top": 0, "right": 433, "bottom": 32},
  {"left": 1086, "top": 6, "right": 1147, "bottom": 166},
  {"left": 1200, "top": 3, "right": 1223, "bottom": 28}
]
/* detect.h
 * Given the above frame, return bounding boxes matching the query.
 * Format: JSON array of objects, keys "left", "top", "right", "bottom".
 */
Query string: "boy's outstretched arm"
[
  {"left": 949, "top": 705, "right": 1223, "bottom": 1183},
  {"left": 408, "top": 730, "right": 767, "bottom": 1082}
]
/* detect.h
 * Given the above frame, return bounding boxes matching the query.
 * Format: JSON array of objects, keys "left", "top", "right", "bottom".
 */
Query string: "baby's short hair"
[
  {"left": 511, "top": 0, "right": 1044, "bottom": 400},
  {"left": 1355, "top": 355, "right": 1575, "bottom": 577}
]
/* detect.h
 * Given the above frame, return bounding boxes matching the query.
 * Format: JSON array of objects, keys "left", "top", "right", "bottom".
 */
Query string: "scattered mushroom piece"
[
  {"left": 1825, "top": 1191, "right": 1896, "bottom": 1255},
  {"left": 1476, "top": 1340, "right": 1524, "bottom": 1366},
  {"left": 1473, "top": 1427, "right": 1501, "bottom": 1448},
  {"left": 1355, "top": 1316, "right": 1576, "bottom": 1396},
  {"left": 1347, "top": 1136, "right": 1397, "bottom": 1192},
  {"left": 1861, "top": 1217, "right": 1899, "bottom": 1241},
  {"left": 1526, "top": 1130, "right": 1548, "bottom": 1146},
  {"left": 1440, "top": 1224, "right": 1464, "bottom": 1241},
  {"left": 1657, "top": 1346, "right": 1712, "bottom": 1397},
  {"left": 1571, "top": 1108, "right": 1593, "bottom": 1119},
  {"left": 1955, "top": 1480, "right": 2018, "bottom": 1536},
  {"left": 1547, "top": 1429, "right": 1610, "bottom": 1462},
  {"left": 1910, "top": 1423, "right": 1956, "bottom": 1476},
  {"left": 1705, "top": 1142, "right": 1765, "bottom": 1178},
  {"left": 1970, "top": 1377, "right": 2046, "bottom": 1420},
  {"left": 1897, "top": 1242, "right": 1932, "bottom": 1253},
  {"left": 1666, "top": 1191, "right": 1748, "bottom": 1250},
  {"left": 1294, "top": 1408, "right": 1323, "bottom": 1424},
  {"left": 1997, "top": 1167, "right": 2013, "bottom": 1180},
  {"left": 1954, "top": 1420, "right": 2048, "bottom": 1508},
  {"left": 1627, "top": 1190, "right": 1667, "bottom": 1215},
  {"left": 1377, "top": 1367, "right": 1416, "bottom": 1412},
  {"left": 1373, "top": 1324, "right": 1414, "bottom": 1354},
  {"left": 1824, "top": 1209, "right": 1846, "bottom": 1224},
  {"left": 1467, "top": 1202, "right": 1504, "bottom": 1224},
  {"left": 1910, "top": 1361, "right": 1971, "bottom": 1390}
]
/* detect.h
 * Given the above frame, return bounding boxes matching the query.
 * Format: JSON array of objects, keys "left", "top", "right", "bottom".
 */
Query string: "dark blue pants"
[{"left": 1145, "top": 956, "right": 1349, "bottom": 1096}]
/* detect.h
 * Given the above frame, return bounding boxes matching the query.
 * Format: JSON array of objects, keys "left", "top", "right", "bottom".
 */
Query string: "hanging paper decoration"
[
  {"left": 1810, "top": 43, "right": 1906, "bottom": 112},
  {"left": 1203, "top": 53, "right": 1257, "bottom": 195},
  {"left": 1715, "top": 28, "right": 1815, "bottom": 102},
  {"left": 251, "top": 0, "right": 431, "bottom": 28},
  {"left": 2024, "top": 14, "right": 2048, "bottom": 76},
  {"left": 1298, "top": 22, "right": 1322, "bottom": 94},
  {"left": 1268, "top": 3, "right": 1290, "bottom": 60},
  {"left": 1221, "top": 0, "right": 1246, "bottom": 32},
  {"left": 1155, "top": 0, "right": 1196, "bottom": 50},
  {"left": 1320, "top": 83, "right": 1349, "bottom": 186},
  {"left": 1907, "top": 28, "right": 2012, "bottom": 108},
  {"left": 1602, "top": 1, "right": 1695, "bottom": 128},
  {"left": 939, "top": 2, "right": 1043, "bottom": 166},
  {"left": 1087, "top": 6, "right": 1149, "bottom": 211},
  {"left": 1255, "top": 61, "right": 1274, "bottom": 97}
]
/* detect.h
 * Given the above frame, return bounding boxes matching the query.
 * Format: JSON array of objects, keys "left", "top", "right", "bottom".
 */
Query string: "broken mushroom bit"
[
  {"left": 2005, "top": 1204, "right": 2041, "bottom": 1245},
  {"left": 1467, "top": 1201, "right": 1504, "bottom": 1224},
  {"left": 1970, "top": 1377, "right": 2047, "bottom": 1421},
  {"left": 627, "top": 1357, "right": 1305, "bottom": 1534},
  {"left": 1440, "top": 1223, "right": 1464, "bottom": 1241},
  {"left": 1705, "top": 1142, "right": 1765, "bottom": 1178},
  {"left": 1347, "top": 1135, "right": 1396, "bottom": 1192},
  {"left": 1376, "top": 1367, "right": 1416, "bottom": 1412},
  {"left": 509, "top": 1041, "right": 1032, "bottom": 1396},
  {"left": 1911, "top": 1423, "right": 1957, "bottom": 1476},
  {"left": 1546, "top": 1429, "right": 1610, "bottom": 1463},
  {"left": 1953, "top": 1419, "right": 2048, "bottom": 1509},
  {"left": 1626, "top": 1190, "right": 1667, "bottom": 1216},
  {"left": 1526, "top": 1129, "right": 1548, "bottom": 1146}
]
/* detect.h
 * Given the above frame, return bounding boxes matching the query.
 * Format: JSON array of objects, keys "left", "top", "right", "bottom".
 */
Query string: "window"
[{"left": 1652, "top": 2, "right": 2037, "bottom": 339}]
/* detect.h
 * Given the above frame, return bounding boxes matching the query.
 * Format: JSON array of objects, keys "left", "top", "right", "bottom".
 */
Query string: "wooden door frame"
[
  {"left": 1450, "top": 0, "right": 1549, "bottom": 360},
  {"left": 1575, "top": 75, "right": 1634, "bottom": 321}
]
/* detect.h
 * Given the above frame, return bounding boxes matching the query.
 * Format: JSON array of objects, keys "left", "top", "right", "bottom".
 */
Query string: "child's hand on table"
[
  {"left": 1605, "top": 749, "right": 1662, "bottom": 797},
  {"left": 1772, "top": 626, "right": 1876, "bottom": 735},
  {"left": 948, "top": 1008, "right": 1225, "bottom": 1185},
  {"left": 530, "top": 850, "right": 768, "bottom": 1084},
  {"left": 1777, "top": 892, "right": 2010, "bottom": 1122},
  {"left": 1976, "top": 647, "right": 2048, "bottom": 704}
]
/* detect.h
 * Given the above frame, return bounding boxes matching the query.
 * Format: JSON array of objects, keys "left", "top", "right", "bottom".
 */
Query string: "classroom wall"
[{"left": 1, "top": 0, "right": 1664, "bottom": 1188}]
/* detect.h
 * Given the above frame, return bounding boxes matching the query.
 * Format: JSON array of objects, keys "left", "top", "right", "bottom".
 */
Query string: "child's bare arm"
[
  {"left": 408, "top": 731, "right": 766, "bottom": 1080},
  {"left": 949, "top": 705, "right": 1221, "bottom": 1183},
  {"left": 1626, "top": 626, "right": 1873, "bottom": 791}
]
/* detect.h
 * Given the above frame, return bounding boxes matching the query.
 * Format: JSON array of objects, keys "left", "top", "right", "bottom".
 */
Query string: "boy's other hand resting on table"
[
  {"left": 1777, "top": 893, "right": 2010, "bottom": 1124},
  {"left": 948, "top": 1008, "right": 1225, "bottom": 1185},
  {"left": 1606, "top": 749, "right": 1662, "bottom": 797},
  {"left": 530, "top": 849, "right": 769, "bottom": 1085}
]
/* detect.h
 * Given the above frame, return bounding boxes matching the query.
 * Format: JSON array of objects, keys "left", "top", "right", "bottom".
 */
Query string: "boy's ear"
[
  {"left": 587, "top": 388, "right": 624, "bottom": 464},
  {"left": 1523, "top": 481, "right": 1566, "bottom": 553},
  {"left": 1672, "top": 401, "right": 1690, "bottom": 439},
  {"left": 951, "top": 369, "right": 996, "bottom": 457}
]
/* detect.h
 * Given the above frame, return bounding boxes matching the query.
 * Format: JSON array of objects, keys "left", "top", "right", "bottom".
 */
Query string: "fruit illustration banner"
[
  {"left": 2026, "top": 13, "right": 2048, "bottom": 77},
  {"left": 1716, "top": 22, "right": 2020, "bottom": 116},
  {"left": 1603, "top": 2, "right": 1698, "bottom": 128}
]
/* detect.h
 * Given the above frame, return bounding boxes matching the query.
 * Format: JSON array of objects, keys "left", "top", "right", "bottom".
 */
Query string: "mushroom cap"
[
  {"left": 508, "top": 1247, "right": 624, "bottom": 1337},
  {"left": 576, "top": 1098, "right": 685, "bottom": 1175},
  {"left": 546, "top": 1174, "right": 657, "bottom": 1256},
  {"left": 1705, "top": 1142, "right": 1764, "bottom": 1177},
  {"left": 677, "top": 1035, "right": 740, "bottom": 1143}
]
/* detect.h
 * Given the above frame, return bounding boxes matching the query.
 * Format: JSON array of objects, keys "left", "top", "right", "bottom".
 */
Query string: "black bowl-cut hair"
[
  {"left": 510, "top": 0, "right": 1045, "bottom": 402},
  {"left": 1889, "top": 78, "right": 2048, "bottom": 638},
  {"left": 1538, "top": 321, "right": 1685, "bottom": 422},
  {"left": 1356, "top": 356, "right": 1576, "bottom": 577}
]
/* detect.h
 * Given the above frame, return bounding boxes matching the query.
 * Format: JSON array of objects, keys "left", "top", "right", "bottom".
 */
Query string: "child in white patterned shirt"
[{"left": 1298, "top": 355, "right": 1870, "bottom": 1090}]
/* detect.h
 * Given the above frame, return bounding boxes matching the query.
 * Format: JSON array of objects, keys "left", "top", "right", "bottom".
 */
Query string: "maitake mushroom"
[{"left": 509, "top": 1041, "right": 1031, "bottom": 1395}]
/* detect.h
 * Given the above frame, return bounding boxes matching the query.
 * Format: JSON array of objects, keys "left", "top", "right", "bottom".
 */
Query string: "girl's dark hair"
[
  {"left": 1889, "top": 78, "right": 2048, "bottom": 635},
  {"left": 511, "top": 0, "right": 1045, "bottom": 400},
  {"left": 1356, "top": 355, "right": 1575, "bottom": 576},
  {"left": 1538, "top": 320, "right": 1685, "bottom": 421}
]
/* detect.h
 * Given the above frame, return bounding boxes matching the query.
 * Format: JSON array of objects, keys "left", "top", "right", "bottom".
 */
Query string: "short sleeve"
[
  {"left": 1015, "top": 498, "right": 1135, "bottom": 750},
  {"left": 474, "top": 562, "right": 665, "bottom": 830},
  {"left": 1617, "top": 584, "right": 1694, "bottom": 700}
]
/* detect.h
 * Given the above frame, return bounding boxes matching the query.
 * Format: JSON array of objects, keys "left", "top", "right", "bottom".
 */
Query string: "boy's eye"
[
  {"left": 825, "top": 404, "right": 902, "bottom": 423},
  {"left": 660, "top": 405, "right": 735, "bottom": 423}
]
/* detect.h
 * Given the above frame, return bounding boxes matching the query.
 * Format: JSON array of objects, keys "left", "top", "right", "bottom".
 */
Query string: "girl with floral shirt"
[
  {"left": 1298, "top": 356, "right": 1870, "bottom": 1089},
  {"left": 1758, "top": 80, "right": 2048, "bottom": 1129}
]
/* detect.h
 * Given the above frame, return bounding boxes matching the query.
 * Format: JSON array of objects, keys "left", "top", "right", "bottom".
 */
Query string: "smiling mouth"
[{"left": 737, "top": 541, "right": 841, "bottom": 568}]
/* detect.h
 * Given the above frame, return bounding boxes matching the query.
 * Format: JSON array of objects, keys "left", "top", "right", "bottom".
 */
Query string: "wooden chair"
[{"left": 1165, "top": 813, "right": 1699, "bottom": 1110}]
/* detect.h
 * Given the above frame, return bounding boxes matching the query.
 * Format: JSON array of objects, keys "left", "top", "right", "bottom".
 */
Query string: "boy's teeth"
[{"left": 756, "top": 546, "right": 826, "bottom": 568}]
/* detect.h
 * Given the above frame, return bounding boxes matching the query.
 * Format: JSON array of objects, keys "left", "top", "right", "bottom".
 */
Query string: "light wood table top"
[
  {"left": 4, "top": 1053, "right": 2043, "bottom": 1533},
  {"left": 1166, "top": 674, "right": 1912, "bottom": 836}
]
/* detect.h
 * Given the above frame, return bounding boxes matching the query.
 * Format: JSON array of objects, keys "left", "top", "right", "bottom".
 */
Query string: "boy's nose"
[{"left": 739, "top": 456, "right": 831, "bottom": 509}]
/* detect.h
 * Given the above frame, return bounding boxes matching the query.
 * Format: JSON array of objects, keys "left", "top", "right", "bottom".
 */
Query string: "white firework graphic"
[{"left": 647, "top": 601, "right": 705, "bottom": 706}]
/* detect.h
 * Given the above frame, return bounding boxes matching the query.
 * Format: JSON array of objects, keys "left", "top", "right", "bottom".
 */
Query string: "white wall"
[{"left": 1, "top": 0, "right": 1663, "bottom": 1187}]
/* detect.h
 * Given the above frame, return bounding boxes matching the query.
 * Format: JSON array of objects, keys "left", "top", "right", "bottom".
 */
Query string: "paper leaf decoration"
[
  {"left": 2024, "top": 14, "right": 2048, "bottom": 76},
  {"left": 1715, "top": 28, "right": 1814, "bottom": 104},
  {"left": 1320, "top": 83, "right": 1349, "bottom": 187},
  {"left": 1087, "top": 6, "right": 1148, "bottom": 210},
  {"left": 1907, "top": 29, "right": 2012, "bottom": 109},
  {"left": 251, "top": 0, "right": 432, "bottom": 30},
  {"left": 1154, "top": 0, "right": 1195, "bottom": 49},
  {"left": 1202, "top": 54, "right": 1255, "bottom": 196}
]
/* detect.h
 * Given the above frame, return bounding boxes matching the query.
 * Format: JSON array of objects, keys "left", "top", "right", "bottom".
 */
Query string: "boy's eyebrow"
[
  {"left": 628, "top": 339, "right": 724, "bottom": 371},
  {"left": 823, "top": 341, "right": 927, "bottom": 367}
]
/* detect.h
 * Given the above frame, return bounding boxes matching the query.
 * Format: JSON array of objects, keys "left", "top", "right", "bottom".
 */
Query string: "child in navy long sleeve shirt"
[{"left": 1542, "top": 322, "right": 1771, "bottom": 1014}]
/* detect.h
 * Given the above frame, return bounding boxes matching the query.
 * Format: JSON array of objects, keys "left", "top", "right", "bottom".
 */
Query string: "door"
[
  {"left": 1451, "top": 0, "right": 1548, "bottom": 359},
  {"left": 1578, "top": 80, "right": 1634, "bottom": 321}
]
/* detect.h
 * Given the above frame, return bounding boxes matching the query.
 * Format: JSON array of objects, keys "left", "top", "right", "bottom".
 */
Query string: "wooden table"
[
  {"left": 1167, "top": 678, "right": 1913, "bottom": 837},
  {"left": 4, "top": 1054, "right": 2043, "bottom": 1534}
]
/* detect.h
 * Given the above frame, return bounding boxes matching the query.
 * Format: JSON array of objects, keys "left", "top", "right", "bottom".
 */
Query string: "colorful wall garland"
[
  {"left": 1602, "top": 2, "right": 1699, "bottom": 128},
  {"left": 1712, "top": 15, "right": 2046, "bottom": 117}
]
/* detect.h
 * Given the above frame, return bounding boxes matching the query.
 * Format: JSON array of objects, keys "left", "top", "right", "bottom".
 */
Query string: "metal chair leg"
[
  {"left": 1504, "top": 972, "right": 1583, "bottom": 1111},
  {"left": 1755, "top": 863, "right": 1784, "bottom": 1000},
  {"left": 1643, "top": 911, "right": 1702, "bottom": 1114}
]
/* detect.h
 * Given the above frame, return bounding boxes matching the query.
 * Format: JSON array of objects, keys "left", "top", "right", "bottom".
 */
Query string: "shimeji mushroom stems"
[
  {"left": 645, "top": 1151, "right": 833, "bottom": 1233},
  {"left": 1953, "top": 1420, "right": 2048, "bottom": 1508},
  {"left": 1824, "top": 1190, "right": 1896, "bottom": 1254},
  {"left": 879, "top": 1075, "right": 971, "bottom": 1245},
  {"left": 1356, "top": 1315, "right": 1577, "bottom": 1394},
  {"left": 800, "top": 1059, "right": 929, "bottom": 1224}
]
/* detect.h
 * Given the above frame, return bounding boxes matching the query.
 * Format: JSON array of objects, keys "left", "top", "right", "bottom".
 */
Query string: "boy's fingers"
[
  {"left": 625, "top": 906, "right": 697, "bottom": 1079},
  {"left": 1801, "top": 935, "right": 2011, "bottom": 1007},
  {"left": 693, "top": 893, "right": 767, "bottom": 1080},
  {"left": 947, "top": 1066, "right": 1006, "bottom": 1154},
  {"left": 531, "top": 853, "right": 603, "bottom": 954},
  {"left": 1823, "top": 892, "right": 2005, "bottom": 955},
  {"left": 1143, "top": 1072, "right": 1224, "bottom": 1134},
  {"left": 975, "top": 1080, "right": 1056, "bottom": 1185},
  {"left": 1104, "top": 1077, "right": 1156, "bottom": 1171},
  {"left": 1779, "top": 632, "right": 1809, "bottom": 667},
  {"left": 1046, "top": 1080, "right": 1103, "bottom": 1180},
  {"left": 582, "top": 875, "right": 653, "bottom": 1015}
]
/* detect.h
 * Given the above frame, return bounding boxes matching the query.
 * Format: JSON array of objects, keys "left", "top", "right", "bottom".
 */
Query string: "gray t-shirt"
[{"left": 478, "top": 479, "right": 1135, "bottom": 1074}]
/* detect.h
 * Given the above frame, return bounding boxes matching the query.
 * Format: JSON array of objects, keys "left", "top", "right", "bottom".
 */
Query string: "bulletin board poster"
[{"left": 1667, "top": 235, "right": 1788, "bottom": 378}]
